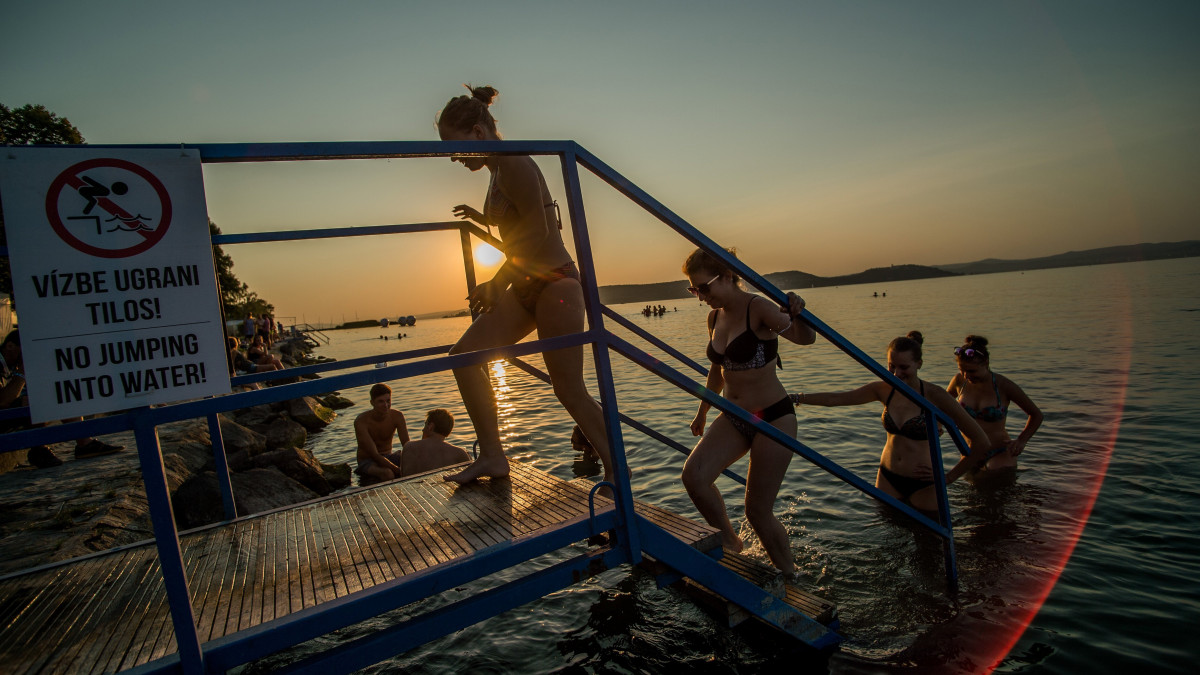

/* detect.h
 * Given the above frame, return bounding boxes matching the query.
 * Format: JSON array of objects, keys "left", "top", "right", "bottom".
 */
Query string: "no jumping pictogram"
[{"left": 45, "top": 158, "right": 173, "bottom": 258}]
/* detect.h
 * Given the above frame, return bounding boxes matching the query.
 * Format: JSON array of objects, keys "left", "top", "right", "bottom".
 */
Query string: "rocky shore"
[{"left": 0, "top": 341, "right": 358, "bottom": 577}]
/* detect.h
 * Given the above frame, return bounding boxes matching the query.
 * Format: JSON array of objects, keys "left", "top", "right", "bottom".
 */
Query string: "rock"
[
  {"left": 320, "top": 393, "right": 355, "bottom": 410},
  {"left": 173, "top": 467, "right": 320, "bottom": 529},
  {"left": 252, "top": 417, "right": 308, "bottom": 451},
  {"left": 283, "top": 397, "right": 337, "bottom": 431},
  {"left": 216, "top": 414, "right": 268, "bottom": 455},
  {"left": 320, "top": 461, "right": 352, "bottom": 490},
  {"left": 232, "top": 404, "right": 277, "bottom": 428},
  {"left": 252, "top": 446, "right": 333, "bottom": 495}
]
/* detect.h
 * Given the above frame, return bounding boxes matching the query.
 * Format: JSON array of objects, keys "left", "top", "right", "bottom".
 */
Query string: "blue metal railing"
[{"left": 0, "top": 139, "right": 972, "bottom": 671}]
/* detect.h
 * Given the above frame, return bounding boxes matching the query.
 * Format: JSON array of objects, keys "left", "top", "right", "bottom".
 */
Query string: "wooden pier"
[{"left": 0, "top": 461, "right": 721, "bottom": 674}]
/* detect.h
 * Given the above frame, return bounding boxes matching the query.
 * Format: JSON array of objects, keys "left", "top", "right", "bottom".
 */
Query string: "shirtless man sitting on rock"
[
  {"left": 354, "top": 383, "right": 409, "bottom": 484},
  {"left": 400, "top": 409, "right": 470, "bottom": 477}
]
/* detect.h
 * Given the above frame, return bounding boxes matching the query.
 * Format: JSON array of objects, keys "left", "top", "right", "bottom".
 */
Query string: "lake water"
[{"left": 250, "top": 257, "right": 1200, "bottom": 673}]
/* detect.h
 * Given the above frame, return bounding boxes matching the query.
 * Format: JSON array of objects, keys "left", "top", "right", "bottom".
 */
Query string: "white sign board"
[{"left": 0, "top": 148, "right": 231, "bottom": 422}]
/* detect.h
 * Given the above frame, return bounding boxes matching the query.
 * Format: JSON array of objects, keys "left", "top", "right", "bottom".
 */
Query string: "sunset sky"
[{"left": 4, "top": 1, "right": 1197, "bottom": 322}]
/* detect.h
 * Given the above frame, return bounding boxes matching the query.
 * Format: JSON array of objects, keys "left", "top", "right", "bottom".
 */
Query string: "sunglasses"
[
  {"left": 954, "top": 347, "right": 987, "bottom": 358},
  {"left": 687, "top": 274, "right": 721, "bottom": 296}
]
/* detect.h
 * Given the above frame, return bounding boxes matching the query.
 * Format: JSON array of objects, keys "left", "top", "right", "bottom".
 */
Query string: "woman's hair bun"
[
  {"left": 906, "top": 330, "right": 924, "bottom": 345},
  {"left": 466, "top": 84, "right": 499, "bottom": 106},
  {"left": 964, "top": 334, "right": 988, "bottom": 348}
]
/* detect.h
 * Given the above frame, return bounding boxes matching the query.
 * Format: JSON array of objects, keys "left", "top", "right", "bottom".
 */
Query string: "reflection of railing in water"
[{"left": 0, "top": 139, "right": 978, "bottom": 672}]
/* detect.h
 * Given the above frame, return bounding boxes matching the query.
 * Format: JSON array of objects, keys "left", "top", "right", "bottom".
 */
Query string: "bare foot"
[
  {"left": 444, "top": 453, "right": 510, "bottom": 483},
  {"left": 722, "top": 534, "right": 744, "bottom": 554}
]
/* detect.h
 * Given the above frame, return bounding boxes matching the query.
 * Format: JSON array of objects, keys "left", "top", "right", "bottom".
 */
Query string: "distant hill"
[
  {"left": 936, "top": 240, "right": 1200, "bottom": 275},
  {"left": 598, "top": 264, "right": 956, "bottom": 305}
]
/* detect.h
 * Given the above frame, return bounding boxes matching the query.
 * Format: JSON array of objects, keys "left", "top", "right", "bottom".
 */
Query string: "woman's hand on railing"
[{"left": 452, "top": 204, "right": 486, "bottom": 225}]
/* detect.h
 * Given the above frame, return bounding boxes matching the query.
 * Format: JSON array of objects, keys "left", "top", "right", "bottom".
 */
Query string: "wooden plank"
[
  {"left": 220, "top": 519, "right": 259, "bottom": 638},
  {"left": 81, "top": 548, "right": 161, "bottom": 674},
  {"left": 324, "top": 496, "right": 368, "bottom": 594},
  {"left": 337, "top": 496, "right": 391, "bottom": 589},
  {"left": 48, "top": 547, "right": 153, "bottom": 673},
  {"left": 310, "top": 497, "right": 353, "bottom": 600},
  {"left": 110, "top": 558, "right": 168, "bottom": 673},
  {"left": 359, "top": 487, "right": 428, "bottom": 576},
  {"left": 347, "top": 491, "right": 408, "bottom": 580},
  {"left": 20, "top": 555, "right": 119, "bottom": 675},
  {"left": 192, "top": 526, "right": 238, "bottom": 643},
  {"left": 301, "top": 505, "right": 337, "bottom": 607},
  {"left": 436, "top": 479, "right": 522, "bottom": 542},
  {"left": 393, "top": 481, "right": 475, "bottom": 558},
  {"left": 377, "top": 486, "right": 456, "bottom": 567},
  {"left": 415, "top": 478, "right": 506, "bottom": 551}
]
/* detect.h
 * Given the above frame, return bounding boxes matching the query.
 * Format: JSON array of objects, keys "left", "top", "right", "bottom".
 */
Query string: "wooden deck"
[{"left": 0, "top": 461, "right": 719, "bottom": 675}]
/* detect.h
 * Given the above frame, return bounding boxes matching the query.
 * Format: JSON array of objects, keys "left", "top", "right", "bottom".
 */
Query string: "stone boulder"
[
  {"left": 278, "top": 397, "right": 336, "bottom": 431},
  {"left": 320, "top": 393, "right": 355, "bottom": 410},
  {"left": 254, "top": 417, "right": 308, "bottom": 451},
  {"left": 172, "top": 467, "right": 321, "bottom": 529},
  {"left": 252, "top": 446, "right": 334, "bottom": 495},
  {"left": 320, "top": 461, "right": 352, "bottom": 491}
]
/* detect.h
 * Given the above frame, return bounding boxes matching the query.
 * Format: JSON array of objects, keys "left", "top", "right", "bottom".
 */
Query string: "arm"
[
  {"left": 774, "top": 292, "right": 817, "bottom": 345},
  {"left": 796, "top": 381, "right": 884, "bottom": 407},
  {"left": 946, "top": 373, "right": 964, "bottom": 398},
  {"left": 0, "top": 372, "right": 25, "bottom": 407},
  {"left": 354, "top": 416, "right": 402, "bottom": 473},
  {"left": 452, "top": 203, "right": 487, "bottom": 226},
  {"left": 929, "top": 387, "right": 993, "bottom": 484},
  {"left": 394, "top": 410, "right": 410, "bottom": 445},
  {"left": 1000, "top": 375, "right": 1042, "bottom": 457}
]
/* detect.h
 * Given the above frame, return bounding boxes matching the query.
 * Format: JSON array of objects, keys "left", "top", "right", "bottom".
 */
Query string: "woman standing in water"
[
  {"left": 796, "top": 332, "right": 993, "bottom": 513},
  {"left": 947, "top": 335, "right": 1042, "bottom": 474},
  {"left": 683, "top": 248, "right": 813, "bottom": 578},
  {"left": 436, "top": 85, "right": 615, "bottom": 487}
]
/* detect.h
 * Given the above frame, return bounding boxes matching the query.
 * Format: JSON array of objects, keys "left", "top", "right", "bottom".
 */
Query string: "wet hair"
[
  {"left": 888, "top": 330, "right": 924, "bottom": 362},
  {"left": 425, "top": 408, "right": 454, "bottom": 436},
  {"left": 681, "top": 246, "right": 741, "bottom": 287},
  {"left": 369, "top": 383, "right": 391, "bottom": 401},
  {"left": 437, "top": 84, "right": 501, "bottom": 136},
  {"left": 957, "top": 335, "right": 990, "bottom": 362},
  {"left": 2, "top": 330, "right": 19, "bottom": 349}
]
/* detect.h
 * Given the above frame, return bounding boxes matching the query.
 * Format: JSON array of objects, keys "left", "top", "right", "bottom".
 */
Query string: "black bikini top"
[
  {"left": 706, "top": 298, "right": 780, "bottom": 371},
  {"left": 882, "top": 382, "right": 929, "bottom": 441}
]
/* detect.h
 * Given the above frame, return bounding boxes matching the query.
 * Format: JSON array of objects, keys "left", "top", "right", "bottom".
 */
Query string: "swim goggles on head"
[
  {"left": 954, "top": 346, "right": 987, "bottom": 358},
  {"left": 687, "top": 274, "right": 721, "bottom": 296}
]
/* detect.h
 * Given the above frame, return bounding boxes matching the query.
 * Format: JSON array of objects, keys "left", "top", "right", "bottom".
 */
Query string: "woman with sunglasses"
[
  {"left": 682, "top": 247, "right": 813, "bottom": 579},
  {"left": 795, "top": 332, "right": 993, "bottom": 512},
  {"left": 436, "top": 85, "right": 616, "bottom": 489},
  {"left": 947, "top": 335, "right": 1042, "bottom": 473}
]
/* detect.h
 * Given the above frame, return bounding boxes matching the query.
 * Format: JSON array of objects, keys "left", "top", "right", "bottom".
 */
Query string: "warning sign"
[
  {"left": 45, "top": 157, "right": 173, "bottom": 258},
  {"left": 0, "top": 148, "right": 231, "bottom": 422}
]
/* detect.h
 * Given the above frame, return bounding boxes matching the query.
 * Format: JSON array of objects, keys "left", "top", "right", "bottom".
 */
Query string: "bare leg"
[
  {"left": 444, "top": 292, "right": 536, "bottom": 483},
  {"left": 745, "top": 414, "right": 796, "bottom": 575},
  {"left": 534, "top": 279, "right": 620, "bottom": 490},
  {"left": 681, "top": 415, "right": 750, "bottom": 552}
]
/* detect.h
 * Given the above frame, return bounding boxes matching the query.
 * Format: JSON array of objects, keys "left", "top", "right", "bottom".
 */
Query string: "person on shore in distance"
[
  {"left": 399, "top": 409, "right": 470, "bottom": 477},
  {"left": 795, "top": 332, "right": 993, "bottom": 513},
  {"left": 354, "top": 383, "right": 410, "bottom": 484},
  {"left": 227, "top": 337, "right": 283, "bottom": 375},
  {"left": 683, "top": 247, "right": 814, "bottom": 578},
  {"left": 436, "top": 84, "right": 618, "bottom": 488},
  {"left": 0, "top": 330, "right": 124, "bottom": 465},
  {"left": 947, "top": 335, "right": 1043, "bottom": 475}
]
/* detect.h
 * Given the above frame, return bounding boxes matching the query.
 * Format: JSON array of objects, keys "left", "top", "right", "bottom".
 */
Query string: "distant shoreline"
[{"left": 396, "top": 240, "right": 1200, "bottom": 321}]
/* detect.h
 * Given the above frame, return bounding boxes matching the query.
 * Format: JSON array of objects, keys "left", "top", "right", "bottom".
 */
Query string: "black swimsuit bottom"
[
  {"left": 512, "top": 262, "right": 579, "bottom": 316},
  {"left": 722, "top": 396, "right": 796, "bottom": 442},
  {"left": 877, "top": 464, "right": 935, "bottom": 500}
]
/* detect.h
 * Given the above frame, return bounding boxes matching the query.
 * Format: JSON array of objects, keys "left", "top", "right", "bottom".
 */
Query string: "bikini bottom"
[
  {"left": 512, "top": 262, "right": 580, "bottom": 316},
  {"left": 722, "top": 396, "right": 796, "bottom": 443},
  {"left": 877, "top": 464, "right": 935, "bottom": 500}
]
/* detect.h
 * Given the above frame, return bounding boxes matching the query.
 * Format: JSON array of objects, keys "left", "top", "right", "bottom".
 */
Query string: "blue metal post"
[
  {"left": 132, "top": 408, "right": 204, "bottom": 674},
  {"left": 460, "top": 225, "right": 479, "bottom": 320},
  {"left": 926, "top": 414, "right": 958, "bottom": 589},
  {"left": 560, "top": 148, "right": 641, "bottom": 563},
  {"left": 207, "top": 412, "right": 237, "bottom": 521}
]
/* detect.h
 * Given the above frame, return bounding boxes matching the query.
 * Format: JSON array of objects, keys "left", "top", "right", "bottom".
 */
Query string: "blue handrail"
[{"left": 0, "top": 139, "right": 970, "bottom": 672}]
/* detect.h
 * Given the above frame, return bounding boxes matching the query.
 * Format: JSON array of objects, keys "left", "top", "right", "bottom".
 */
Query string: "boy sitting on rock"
[{"left": 400, "top": 408, "right": 469, "bottom": 477}]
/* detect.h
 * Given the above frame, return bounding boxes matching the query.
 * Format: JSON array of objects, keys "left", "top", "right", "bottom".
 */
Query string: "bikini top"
[
  {"left": 706, "top": 298, "right": 781, "bottom": 371},
  {"left": 960, "top": 373, "right": 1007, "bottom": 423},
  {"left": 484, "top": 167, "right": 561, "bottom": 231},
  {"left": 882, "top": 382, "right": 928, "bottom": 441}
]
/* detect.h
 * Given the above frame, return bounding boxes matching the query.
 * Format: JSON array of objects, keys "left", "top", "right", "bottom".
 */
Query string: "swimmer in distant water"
[
  {"left": 947, "top": 335, "right": 1042, "bottom": 474},
  {"left": 682, "top": 247, "right": 813, "bottom": 577},
  {"left": 436, "top": 84, "right": 617, "bottom": 490},
  {"left": 796, "top": 331, "right": 993, "bottom": 512}
]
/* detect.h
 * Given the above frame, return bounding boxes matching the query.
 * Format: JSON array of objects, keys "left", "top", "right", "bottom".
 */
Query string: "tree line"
[{"left": 0, "top": 103, "right": 272, "bottom": 322}]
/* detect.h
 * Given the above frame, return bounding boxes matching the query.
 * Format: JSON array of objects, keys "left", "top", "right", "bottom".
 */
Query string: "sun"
[{"left": 474, "top": 243, "right": 503, "bottom": 266}]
